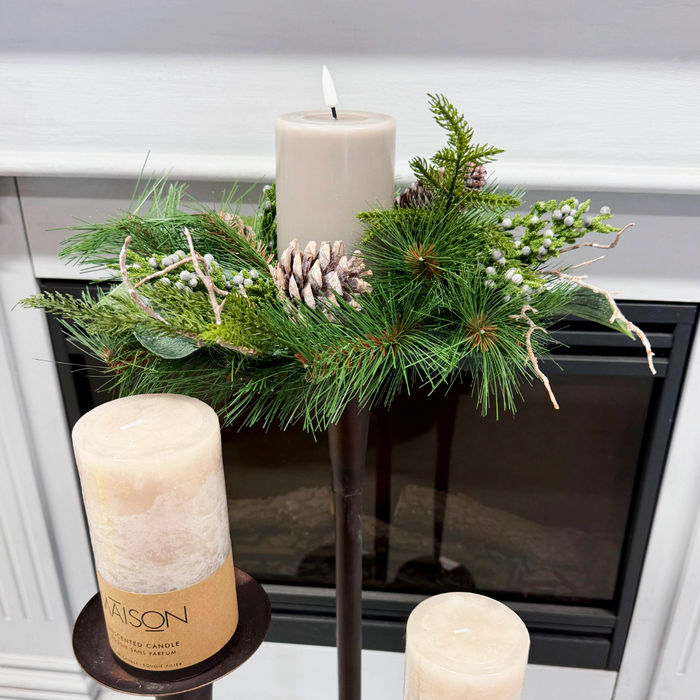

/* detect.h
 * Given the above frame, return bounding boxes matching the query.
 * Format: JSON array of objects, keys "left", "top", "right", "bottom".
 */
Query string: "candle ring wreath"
[{"left": 22, "top": 95, "right": 656, "bottom": 431}]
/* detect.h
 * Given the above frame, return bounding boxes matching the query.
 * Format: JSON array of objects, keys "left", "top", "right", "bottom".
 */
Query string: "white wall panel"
[
  {"left": 0, "top": 178, "right": 95, "bottom": 697},
  {"left": 0, "top": 179, "right": 70, "bottom": 656},
  {"left": 647, "top": 497, "right": 700, "bottom": 698},
  {"left": 0, "top": 179, "right": 96, "bottom": 623}
]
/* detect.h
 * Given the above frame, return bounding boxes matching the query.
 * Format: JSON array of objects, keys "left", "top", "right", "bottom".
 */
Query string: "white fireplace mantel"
[{"left": 0, "top": 53, "right": 698, "bottom": 196}]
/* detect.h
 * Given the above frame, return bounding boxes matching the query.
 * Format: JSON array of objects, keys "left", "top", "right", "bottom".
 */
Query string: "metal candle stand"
[
  {"left": 74, "top": 402, "right": 370, "bottom": 700},
  {"left": 328, "top": 399, "right": 371, "bottom": 700},
  {"left": 72, "top": 569, "right": 270, "bottom": 700}
]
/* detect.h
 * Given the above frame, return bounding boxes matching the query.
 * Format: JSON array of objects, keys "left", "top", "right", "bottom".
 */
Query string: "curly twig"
[
  {"left": 542, "top": 268, "right": 656, "bottom": 375},
  {"left": 558, "top": 223, "right": 634, "bottom": 254},
  {"left": 509, "top": 305, "right": 559, "bottom": 410}
]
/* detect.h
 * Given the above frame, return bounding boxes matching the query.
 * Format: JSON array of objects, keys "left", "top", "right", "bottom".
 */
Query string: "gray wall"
[{"left": 2, "top": 0, "right": 699, "bottom": 61}]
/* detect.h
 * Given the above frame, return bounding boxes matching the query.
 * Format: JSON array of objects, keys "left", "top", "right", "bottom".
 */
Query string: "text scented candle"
[
  {"left": 404, "top": 592, "right": 530, "bottom": 700},
  {"left": 275, "top": 110, "right": 396, "bottom": 254},
  {"left": 72, "top": 394, "right": 238, "bottom": 677}
]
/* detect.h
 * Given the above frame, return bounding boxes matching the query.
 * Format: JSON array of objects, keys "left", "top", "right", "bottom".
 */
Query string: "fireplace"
[{"left": 42, "top": 279, "right": 696, "bottom": 672}]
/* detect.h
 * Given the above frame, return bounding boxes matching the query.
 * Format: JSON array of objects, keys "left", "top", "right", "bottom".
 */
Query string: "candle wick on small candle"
[{"left": 331, "top": 106, "right": 337, "bottom": 120}]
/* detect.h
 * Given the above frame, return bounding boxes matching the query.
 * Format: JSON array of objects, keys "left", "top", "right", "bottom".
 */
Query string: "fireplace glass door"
[
  {"left": 42, "top": 281, "right": 696, "bottom": 671},
  {"left": 222, "top": 374, "right": 651, "bottom": 606}
]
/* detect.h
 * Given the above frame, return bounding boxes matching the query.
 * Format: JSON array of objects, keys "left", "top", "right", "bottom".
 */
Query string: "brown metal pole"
[
  {"left": 433, "top": 391, "right": 460, "bottom": 560},
  {"left": 374, "top": 406, "right": 392, "bottom": 583},
  {"left": 328, "top": 398, "right": 370, "bottom": 700}
]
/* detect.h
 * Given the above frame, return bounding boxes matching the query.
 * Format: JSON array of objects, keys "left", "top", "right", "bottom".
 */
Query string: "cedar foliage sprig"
[
  {"left": 409, "top": 94, "right": 521, "bottom": 212},
  {"left": 19, "top": 95, "right": 656, "bottom": 431}
]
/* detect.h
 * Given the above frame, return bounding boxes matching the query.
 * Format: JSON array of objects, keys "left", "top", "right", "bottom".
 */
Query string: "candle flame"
[{"left": 322, "top": 65, "right": 338, "bottom": 108}]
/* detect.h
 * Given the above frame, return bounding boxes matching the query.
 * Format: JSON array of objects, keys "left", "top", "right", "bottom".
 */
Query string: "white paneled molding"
[{"left": 0, "top": 178, "right": 95, "bottom": 699}]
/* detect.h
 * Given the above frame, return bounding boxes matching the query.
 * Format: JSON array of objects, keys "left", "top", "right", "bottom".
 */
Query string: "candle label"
[{"left": 96, "top": 550, "right": 238, "bottom": 672}]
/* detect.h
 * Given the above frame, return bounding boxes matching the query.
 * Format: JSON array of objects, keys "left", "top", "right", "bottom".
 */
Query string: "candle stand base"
[{"left": 72, "top": 568, "right": 270, "bottom": 700}]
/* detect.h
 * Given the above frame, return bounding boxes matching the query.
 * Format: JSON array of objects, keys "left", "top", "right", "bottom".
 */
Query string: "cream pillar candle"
[
  {"left": 275, "top": 109, "right": 396, "bottom": 255},
  {"left": 404, "top": 592, "right": 530, "bottom": 700},
  {"left": 72, "top": 393, "right": 238, "bottom": 675}
]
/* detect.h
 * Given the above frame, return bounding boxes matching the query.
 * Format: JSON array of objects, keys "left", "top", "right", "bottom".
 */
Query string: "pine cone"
[
  {"left": 218, "top": 211, "right": 275, "bottom": 264},
  {"left": 218, "top": 211, "right": 255, "bottom": 237},
  {"left": 465, "top": 162, "right": 487, "bottom": 190},
  {"left": 395, "top": 163, "right": 487, "bottom": 209},
  {"left": 394, "top": 181, "right": 433, "bottom": 209},
  {"left": 271, "top": 239, "right": 372, "bottom": 311}
]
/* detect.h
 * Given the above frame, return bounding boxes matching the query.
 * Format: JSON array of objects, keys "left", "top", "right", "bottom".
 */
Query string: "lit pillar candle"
[
  {"left": 275, "top": 66, "right": 396, "bottom": 255},
  {"left": 404, "top": 592, "right": 530, "bottom": 700},
  {"left": 72, "top": 394, "right": 238, "bottom": 675}
]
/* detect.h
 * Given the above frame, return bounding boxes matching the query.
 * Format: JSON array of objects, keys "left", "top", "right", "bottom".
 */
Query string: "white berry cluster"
[
  {"left": 226, "top": 268, "right": 261, "bottom": 294},
  {"left": 478, "top": 198, "right": 617, "bottom": 299},
  {"left": 142, "top": 249, "right": 262, "bottom": 297},
  {"left": 482, "top": 248, "right": 532, "bottom": 298},
  {"left": 499, "top": 198, "right": 617, "bottom": 267}
]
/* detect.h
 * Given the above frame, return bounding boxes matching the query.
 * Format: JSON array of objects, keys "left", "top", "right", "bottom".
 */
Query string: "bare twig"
[
  {"left": 543, "top": 268, "right": 656, "bottom": 374},
  {"left": 567, "top": 255, "right": 606, "bottom": 270},
  {"left": 120, "top": 236, "right": 167, "bottom": 323},
  {"left": 558, "top": 223, "right": 634, "bottom": 254},
  {"left": 509, "top": 305, "right": 559, "bottom": 410},
  {"left": 183, "top": 227, "right": 227, "bottom": 325},
  {"left": 211, "top": 281, "right": 230, "bottom": 297},
  {"left": 135, "top": 256, "right": 193, "bottom": 288}
]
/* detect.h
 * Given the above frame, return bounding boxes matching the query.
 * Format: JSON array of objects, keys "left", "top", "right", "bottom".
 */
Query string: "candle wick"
[{"left": 331, "top": 106, "right": 338, "bottom": 120}]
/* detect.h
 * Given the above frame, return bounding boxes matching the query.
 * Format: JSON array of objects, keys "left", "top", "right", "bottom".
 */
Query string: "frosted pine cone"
[{"left": 270, "top": 239, "right": 372, "bottom": 311}]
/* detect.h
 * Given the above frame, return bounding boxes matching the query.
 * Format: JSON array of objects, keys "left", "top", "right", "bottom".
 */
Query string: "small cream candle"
[
  {"left": 275, "top": 68, "right": 396, "bottom": 255},
  {"left": 404, "top": 592, "right": 530, "bottom": 700},
  {"left": 72, "top": 394, "right": 238, "bottom": 673}
]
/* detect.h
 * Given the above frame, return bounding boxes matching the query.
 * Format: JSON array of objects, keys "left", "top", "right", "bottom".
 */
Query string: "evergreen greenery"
[{"left": 20, "top": 95, "right": 654, "bottom": 431}]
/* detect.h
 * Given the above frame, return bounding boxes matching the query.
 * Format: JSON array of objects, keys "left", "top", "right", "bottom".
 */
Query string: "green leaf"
[
  {"left": 133, "top": 326, "right": 199, "bottom": 359},
  {"left": 559, "top": 287, "right": 634, "bottom": 337},
  {"left": 97, "top": 283, "right": 130, "bottom": 307}
]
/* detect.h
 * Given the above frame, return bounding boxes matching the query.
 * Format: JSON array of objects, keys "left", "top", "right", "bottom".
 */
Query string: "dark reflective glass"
[{"left": 222, "top": 374, "right": 654, "bottom": 606}]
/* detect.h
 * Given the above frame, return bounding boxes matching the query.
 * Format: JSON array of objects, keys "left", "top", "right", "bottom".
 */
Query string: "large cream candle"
[
  {"left": 404, "top": 592, "right": 530, "bottom": 700},
  {"left": 72, "top": 394, "right": 238, "bottom": 675},
  {"left": 275, "top": 110, "right": 396, "bottom": 255}
]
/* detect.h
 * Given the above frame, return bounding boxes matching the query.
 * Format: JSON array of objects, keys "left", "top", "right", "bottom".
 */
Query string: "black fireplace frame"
[{"left": 41, "top": 279, "right": 696, "bottom": 671}]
